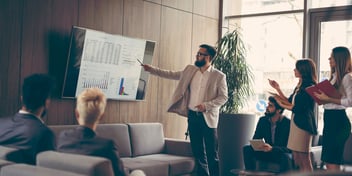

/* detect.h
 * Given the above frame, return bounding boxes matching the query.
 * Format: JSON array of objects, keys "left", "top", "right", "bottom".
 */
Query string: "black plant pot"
[{"left": 218, "top": 113, "right": 257, "bottom": 176}]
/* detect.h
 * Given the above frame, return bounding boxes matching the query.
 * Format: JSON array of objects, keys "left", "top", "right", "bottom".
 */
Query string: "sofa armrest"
[
  {"left": 0, "top": 146, "right": 25, "bottom": 163},
  {"left": 164, "top": 138, "right": 193, "bottom": 157},
  {"left": 0, "top": 164, "right": 85, "bottom": 176},
  {"left": 37, "top": 151, "right": 114, "bottom": 176}
]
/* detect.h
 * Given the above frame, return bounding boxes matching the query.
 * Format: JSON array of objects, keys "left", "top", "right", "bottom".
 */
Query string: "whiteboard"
[{"left": 62, "top": 26, "right": 155, "bottom": 101}]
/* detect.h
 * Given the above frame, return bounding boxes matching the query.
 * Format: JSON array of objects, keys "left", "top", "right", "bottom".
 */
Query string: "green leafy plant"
[{"left": 213, "top": 28, "right": 254, "bottom": 113}]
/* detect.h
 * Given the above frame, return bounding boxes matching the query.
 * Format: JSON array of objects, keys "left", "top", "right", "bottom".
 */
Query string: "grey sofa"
[{"left": 48, "top": 123, "right": 196, "bottom": 176}]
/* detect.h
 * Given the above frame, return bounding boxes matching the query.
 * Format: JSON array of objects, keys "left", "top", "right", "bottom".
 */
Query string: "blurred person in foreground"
[{"left": 0, "top": 73, "right": 56, "bottom": 164}]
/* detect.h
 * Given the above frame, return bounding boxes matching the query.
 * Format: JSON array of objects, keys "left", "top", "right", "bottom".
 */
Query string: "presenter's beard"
[{"left": 195, "top": 59, "right": 206, "bottom": 67}]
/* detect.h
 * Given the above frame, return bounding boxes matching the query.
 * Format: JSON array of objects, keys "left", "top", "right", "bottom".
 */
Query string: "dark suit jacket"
[
  {"left": 288, "top": 80, "right": 318, "bottom": 135},
  {"left": 252, "top": 115, "right": 291, "bottom": 153},
  {"left": 0, "top": 113, "right": 55, "bottom": 164},
  {"left": 57, "top": 126, "right": 126, "bottom": 176}
]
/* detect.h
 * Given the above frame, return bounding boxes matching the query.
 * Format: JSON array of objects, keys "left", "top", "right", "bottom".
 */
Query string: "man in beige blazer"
[{"left": 142, "top": 44, "right": 228, "bottom": 176}]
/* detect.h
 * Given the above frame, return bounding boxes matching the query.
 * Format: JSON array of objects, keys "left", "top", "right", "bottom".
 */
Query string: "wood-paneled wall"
[{"left": 0, "top": 0, "right": 220, "bottom": 139}]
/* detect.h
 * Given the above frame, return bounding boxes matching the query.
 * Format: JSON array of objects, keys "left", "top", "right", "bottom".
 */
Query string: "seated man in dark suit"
[
  {"left": 0, "top": 74, "right": 56, "bottom": 164},
  {"left": 243, "top": 96, "right": 291, "bottom": 172},
  {"left": 57, "top": 88, "right": 144, "bottom": 176}
]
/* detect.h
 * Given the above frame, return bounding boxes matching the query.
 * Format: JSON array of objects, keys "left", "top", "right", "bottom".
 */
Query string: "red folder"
[{"left": 305, "top": 80, "right": 341, "bottom": 105}]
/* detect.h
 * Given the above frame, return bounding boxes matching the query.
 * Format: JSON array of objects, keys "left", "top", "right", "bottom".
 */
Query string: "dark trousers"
[
  {"left": 243, "top": 145, "right": 293, "bottom": 172},
  {"left": 188, "top": 110, "right": 219, "bottom": 176}
]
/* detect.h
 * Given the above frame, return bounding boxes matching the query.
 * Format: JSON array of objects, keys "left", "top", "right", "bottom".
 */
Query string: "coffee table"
[{"left": 230, "top": 169, "right": 276, "bottom": 176}]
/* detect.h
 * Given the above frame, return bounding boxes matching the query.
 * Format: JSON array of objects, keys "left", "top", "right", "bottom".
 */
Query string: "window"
[
  {"left": 223, "top": 0, "right": 352, "bottom": 132},
  {"left": 308, "top": 6, "right": 352, "bottom": 133}
]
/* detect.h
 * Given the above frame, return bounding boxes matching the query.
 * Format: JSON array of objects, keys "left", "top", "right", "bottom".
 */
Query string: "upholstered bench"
[{"left": 49, "top": 123, "right": 195, "bottom": 176}]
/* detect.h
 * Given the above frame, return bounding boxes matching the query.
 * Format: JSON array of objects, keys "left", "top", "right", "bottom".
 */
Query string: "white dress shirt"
[
  {"left": 323, "top": 72, "right": 352, "bottom": 109},
  {"left": 188, "top": 66, "right": 211, "bottom": 111}
]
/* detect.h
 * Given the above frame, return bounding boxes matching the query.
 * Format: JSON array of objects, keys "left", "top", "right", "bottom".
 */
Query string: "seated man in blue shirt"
[{"left": 243, "top": 96, "right": 291, "bottom": 172}]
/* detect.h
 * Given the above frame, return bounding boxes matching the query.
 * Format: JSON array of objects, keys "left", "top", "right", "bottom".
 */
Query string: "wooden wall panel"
[
  {"left": 21, "top": 0, "right": 52, "bottom": 77},
  {"left": 0, "top": 0, "right": 23, "bottom": 117},
  {"left": 46, "top": 0, "right": 79, "bottom": 125},
  {"left": 159, "top": 6, "right": 192, "bottom": 138},
  {"left": 121, "top": 0, "right": 161, "bottom": 123},
  {"left": 146, "top": 0, "right": 161, "bottom": 5},
  {"left": 193, "top": 0, "right": 219, "bottom": 19},
  {"left": 119, "top": 0, "right": 148, "bottom": 123},
  {"left": 20, "top": 0, "right": 78, "bottom": 125},
  {"left": 76, "top": 0, "right": 124, "bottom": 124},
  {"left": 162, "top": 0, "right": 192, "bottom": 12},
  {"left": 77, "top": 0, "right": 123, "bottom": 34},
  {"left": 0, "top": 0, "right": 220, "bottom": 139},
  {"left": 192, "top": 15, "right": 218, "bottom": 56}
]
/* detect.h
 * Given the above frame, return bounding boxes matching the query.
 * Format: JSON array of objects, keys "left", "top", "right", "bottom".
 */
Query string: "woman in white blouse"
[{"left": 314, "top": 46, "right": 352, "bottom": 170}]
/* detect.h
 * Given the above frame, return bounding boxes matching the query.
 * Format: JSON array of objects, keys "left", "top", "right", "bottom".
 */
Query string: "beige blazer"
[{"left": 149, "top": 65, "right": 228, "bottom": 128}]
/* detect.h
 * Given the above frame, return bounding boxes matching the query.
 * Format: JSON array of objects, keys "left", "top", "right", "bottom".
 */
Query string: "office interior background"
[{"left": 0, "top": 0, "right": 352, "bottom": 139}]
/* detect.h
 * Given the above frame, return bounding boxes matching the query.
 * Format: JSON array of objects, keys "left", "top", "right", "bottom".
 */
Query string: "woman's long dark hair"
[
  {"left": 330, "top": 46, "right": 352, "bottom": 89},
  {"left": 296, "top": 58, "right": 318, "bottom": 88}
]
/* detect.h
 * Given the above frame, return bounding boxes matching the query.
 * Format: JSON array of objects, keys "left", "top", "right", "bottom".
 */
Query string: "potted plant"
[
  {"left": 213, "top": 27, "right": 257, "bottom": 175},
  {"left": 212, "top": 27, "right": 254, "bottom": 113}
]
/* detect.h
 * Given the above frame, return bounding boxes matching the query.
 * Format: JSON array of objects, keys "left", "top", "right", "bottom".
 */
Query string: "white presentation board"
[{"left": 62, "top": 26, "right": 155, "bottom": 101}]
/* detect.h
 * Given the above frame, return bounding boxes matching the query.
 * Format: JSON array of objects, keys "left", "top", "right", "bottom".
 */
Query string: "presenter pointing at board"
[{"left": 142, "top": 44, "right": 228, "bottom": 176}]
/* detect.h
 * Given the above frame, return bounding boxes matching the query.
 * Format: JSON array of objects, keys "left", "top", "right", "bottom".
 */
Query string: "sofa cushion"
[
  {"left": 121, "top": 157, "right": 169, "bottom": 176},
  {"left": 96, "top": 124, "right": 132, "bottom": 157},
  {"left": 37, "top": 151, "right": 114, "bottom": 176},
  {"left": 49, "top": 125, "right": 78, "bottom": 138},
  {"left": 135, "top": 154, "right": 196, "bottom": 175},
  {"left": 0, "top": 164, "right": 85, "bottom": 176},
  {"left": 165, "top": 138, "right": 193, "bottom": 157},
  {"left": 49, "top": 124, "right": 132, "bottom": 157},
  {"left": 128, "top": 123, "right": 165, "bottom": 157}
]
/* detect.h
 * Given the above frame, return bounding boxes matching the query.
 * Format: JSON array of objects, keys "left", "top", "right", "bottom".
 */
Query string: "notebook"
[
  {"left": 249, "top": 139, "right": 266, "bottom": 151},
  {"left": 305, "top": 80, "right": 341, "bottom": 105}
]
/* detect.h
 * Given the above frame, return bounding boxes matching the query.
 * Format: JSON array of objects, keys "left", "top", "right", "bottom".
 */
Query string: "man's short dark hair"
[
  {"left": 22, "top": 74, "right": 55, "bottom": 111},
  {"left": 199, "top": 44, "right": 216, "bottom": 60},
  {"left": 268, "top": 96, "right": 284, "bottom": 114}
]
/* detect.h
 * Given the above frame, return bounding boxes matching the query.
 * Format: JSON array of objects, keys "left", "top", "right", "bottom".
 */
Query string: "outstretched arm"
[
  {"left": 274, "top": 95, "right": 293, "bottom": 110},
  {"left": 268, "top": 79, "right": 288, "bottom": 101},
  {"left": 142, "top": 64, "right": 182, "bottom": 80}
]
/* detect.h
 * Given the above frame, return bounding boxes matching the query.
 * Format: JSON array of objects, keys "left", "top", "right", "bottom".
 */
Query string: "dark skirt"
[{"left": 321, "top": 109, "right": 351, "bottom": 164}]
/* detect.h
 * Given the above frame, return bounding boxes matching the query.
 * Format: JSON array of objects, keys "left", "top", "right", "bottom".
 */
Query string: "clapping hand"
[{"left": 268, "top": 79, "right": 280, "bottom": 90}]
